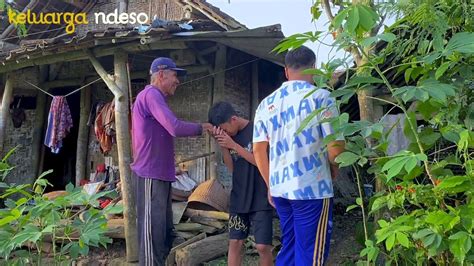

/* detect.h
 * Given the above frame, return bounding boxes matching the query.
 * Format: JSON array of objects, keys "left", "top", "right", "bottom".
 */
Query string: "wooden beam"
[
  {"left": 0, "top": 74, "right": 13, "bottom": 154},
  {"left": 198, "top": 45, "right": 218, "bottom": 56},
  {"left": 113, "top": 51, "right": 138, "bottom": 262},
  {"left": 209, "top": 44, "right": 226, "bottom": 181},
  {"left": 43, "top": 79, "right": 84, "bottom": 89},
  {"left": 0, "top": 40, "right": 188, "bottom": 74},
  {"left": 251, "top": 61, "right": 259, "bottom": 120},
  {"left": 85, "top": 49, "right": 123, "bottom": 98},
  {"left": 75, "top": 84, "right": 91, "bottom": 186},
  {"left": 0, "top": 50, "right": 85, "bottom": 74}
]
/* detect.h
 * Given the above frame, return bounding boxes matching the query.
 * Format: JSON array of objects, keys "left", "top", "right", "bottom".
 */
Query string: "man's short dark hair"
[
  {"left": 285, "top": 46, "right": 316, "bottom": 69},
  {"left": 208, "top": 101, "right": 237, "bottom": 126}
]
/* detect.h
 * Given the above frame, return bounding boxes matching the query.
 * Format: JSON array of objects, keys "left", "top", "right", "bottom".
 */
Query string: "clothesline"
[
  {"left": 25, "top": 57, "right": 259, "bottom": 99},
  {"left": 25, "top": 76, "right": 104, "bottom": 98}
]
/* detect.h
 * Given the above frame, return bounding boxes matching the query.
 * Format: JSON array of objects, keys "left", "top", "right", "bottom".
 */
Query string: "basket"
[{"left": 187, "top": 179, "right": 229, "bottom": 212}]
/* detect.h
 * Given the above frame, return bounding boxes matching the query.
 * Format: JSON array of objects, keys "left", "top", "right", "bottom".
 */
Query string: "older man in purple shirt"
[{"left": 131, "top": 57, "right": 212, "bottom": 266}]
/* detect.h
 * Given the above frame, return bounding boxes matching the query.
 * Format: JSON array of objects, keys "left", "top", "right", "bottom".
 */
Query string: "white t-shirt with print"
[{"left": 253, "top": 80, "right": 339, "bottom": 200}]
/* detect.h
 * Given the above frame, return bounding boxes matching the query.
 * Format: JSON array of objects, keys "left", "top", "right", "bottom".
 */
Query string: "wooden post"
[
  {"left": 75, "top": 85, "right": 91, "bottom": 186},
  {"left": 30, "top": 66, "right": 48, "bottom": 179},
  {"left": 86, "top": 49, "right": 137, "bottom": 262},
  {"left": 251, "top": 61, "right": 259, "bottom": 120},
  {"left": 0, "top": 74, "right": 13, "bottom": 154},
  {"left": 209, "top": 44, "right": 226, "bottom": 180},
  {"left": 113, "top": 51, "right": 138, "bottom": 262}
]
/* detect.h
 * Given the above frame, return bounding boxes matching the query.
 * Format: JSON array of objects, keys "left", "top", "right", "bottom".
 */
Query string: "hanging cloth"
[
  {"left": 10, "top": 97, "right": 26, "bottom": 128},
  {"left": 94, "top": 101, "right": 115, "bottom": 154},
  {"left": 44, "top": 96, "right": 73, "bottom": 154}
]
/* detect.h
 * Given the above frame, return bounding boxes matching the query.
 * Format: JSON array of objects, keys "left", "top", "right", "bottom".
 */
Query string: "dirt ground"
[
  {"left": 205, "top": 212, "right": 362, "bottom": 266},
  {"left": 79, "top": 207, "right": 362, "bottom": 265}
]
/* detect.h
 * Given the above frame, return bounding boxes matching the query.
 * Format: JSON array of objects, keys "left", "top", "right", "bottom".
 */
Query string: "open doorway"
[{"left": 41, "top": 87, "right": 81, "bottom": 192}]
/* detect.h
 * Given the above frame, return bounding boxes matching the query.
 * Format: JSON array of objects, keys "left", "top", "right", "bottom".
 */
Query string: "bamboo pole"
[
  {"left": 0, "top": 74, "right": 13, "bottom": 154},
  {"left": 113, "top": 51, "right": 138, "bottom": 262},
  {"left": 251, "top": 60, "right": 259, "bottom": 120},
  {"left": 31, "top": 66, "right": 48, "bottom": 179},
  {"left": 86, "top": 49, "right": 137, "bottom": 262},
  {"left": 75, "top": 85, "right": 91, "bottom": 186},
  {"left": 209, "top": 44, "right": 226, "bottom": 180}
]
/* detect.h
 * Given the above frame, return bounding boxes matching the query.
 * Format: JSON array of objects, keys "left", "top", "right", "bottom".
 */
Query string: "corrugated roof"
[{"left": 0, "top": 24, "right": 285, "bottom": 73}]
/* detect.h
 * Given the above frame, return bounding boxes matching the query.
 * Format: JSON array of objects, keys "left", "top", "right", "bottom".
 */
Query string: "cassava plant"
[
  {"left": 0, "top": 148, "right": 122, "bottom": 265},
  {"left": 275, "top": 0, "right": 473, "bottom": 264}
]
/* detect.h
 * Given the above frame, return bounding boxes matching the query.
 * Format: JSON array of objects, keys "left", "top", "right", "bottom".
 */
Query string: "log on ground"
[
  {"left": 183, "top": 208, "right": 229, "bottom": 221},
  {"left": 175, "top": 233, "right": 228, "bottom": 266}
]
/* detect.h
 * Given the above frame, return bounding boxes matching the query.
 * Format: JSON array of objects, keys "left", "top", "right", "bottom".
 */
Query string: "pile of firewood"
[
  {"left": 167, "top": 208, "right": 230, "bottom": 265},
  {"left": 106, "top": 206, "right": 230, "bottom": 265}
]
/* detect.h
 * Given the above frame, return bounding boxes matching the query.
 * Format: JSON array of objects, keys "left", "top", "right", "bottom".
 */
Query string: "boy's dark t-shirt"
[{"left": 229, "top": 122, "right": 272, "bottom": 213}]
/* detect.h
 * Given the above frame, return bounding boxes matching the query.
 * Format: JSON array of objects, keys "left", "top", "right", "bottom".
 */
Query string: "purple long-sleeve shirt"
[{"left": 130, "top": 85, "right": 202, "bottom": 181}]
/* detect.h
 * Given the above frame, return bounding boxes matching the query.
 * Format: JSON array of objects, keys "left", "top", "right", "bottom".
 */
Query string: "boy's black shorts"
[{"left": 228, "top": 210, "right": 273, "bottom": 245}]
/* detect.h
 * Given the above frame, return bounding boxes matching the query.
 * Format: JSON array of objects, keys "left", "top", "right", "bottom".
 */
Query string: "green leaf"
[
  {"left": 441, "top": 126, "right": 460, "bottom": 144},
  {"left": 36, "top": 169, "right": 54, "bottom": 180},
  {"left": 378, "top": 220, "right": 389, "bottom": 228},
  {"left": 386, "top": 161, "right": 406, "bottom": 180},
  {"left": 418, "top": 79, "right": 456, "bottom": 104},
  {"left": 42, "top": 225, "right": 55, "bottom": 233},
  {"left": 335, "top": 152, "right": 359, "bottom": 167},
  {"left": 361, "top": 36, "right": 378, "bottom": 47},
  {"left": 404, "top": 158, "right": 417, "bottom": 174},
  {"left": 382, "top": 152, "right": 413, "bottom": 172},
  {"left": 435, "top": 176, "right": 470, "bottom": 190},
  {"left": 415, "top": 153, "right": 427, "bottom": 162},
  {"left": 413, "top": 229, "right": 434, "bottom": 240},
  {"left": 404, "top": 68, "right": 413, "bottom": 83},
  {"left": 66, "top": 183, "right": 75, "bottom": 193},
  {"left": 12, "top": 229, "right": 41, "bottom": 246},
  {"left": 346, "top": 76, "right": 384, "bottom": 87},
  {"left": 379, "top": 33, "right": 396, "bottom": 43},
  {"left": 2, "top": 146, "right": 18, "bottom": 163},
  {"left": 346, "top": 6, "right": 360, "bottom": 33},
  {"left": 302, "top": 68, "right": 325, "bottom": 76},
  {"left": 332, "top": 9, "right": 349, "bottom": 29},
  {"left": 346, "top": 204, "right": 359, "bottom": 212},
  {"left": 357, "top": 5, "right": 376, "bottom": 31},
  {"left": 444, "top": 32, "right": 474, "bottom": 55},
  {"left": 426, "top": 210, "right": 456, "bottom": 227},
  {"left": 435, "top": 62, "right": 451, "bottom": 80},
  {"left": 397, "top": 232, "right": 410, "bottom": 248},
  {"left": 0, "top": 215, "right": 16, "bottom": 226},
  {"left": 386, "top": 234, "right": 396, "bottom": 251},
  {"left": 423, "top": 52, "right": 442, "bottom": 64},
  {"left": 103, "top": 205, "right": 123, "bottom": 214},
  {"left": 356, "top": 197, "right": 362, "bottom": 206},
  {"left": 370, "top": 197, "right": 386, "bottom": 213},
  {"left": 448, "top": 231, "right": 472, "bottom": 262}
]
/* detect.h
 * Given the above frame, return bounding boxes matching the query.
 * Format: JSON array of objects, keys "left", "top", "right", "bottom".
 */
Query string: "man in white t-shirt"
[{"left": 253, "top": 46, "right": 345, "bottom": 265}]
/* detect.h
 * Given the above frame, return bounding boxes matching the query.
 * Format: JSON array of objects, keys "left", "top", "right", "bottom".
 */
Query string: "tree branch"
[
  {"left": 372, "top": 13, "right": 386, "bottom": 36},
  {"left": 321, "top": 0, "right": 335, "bottom": 21}
]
